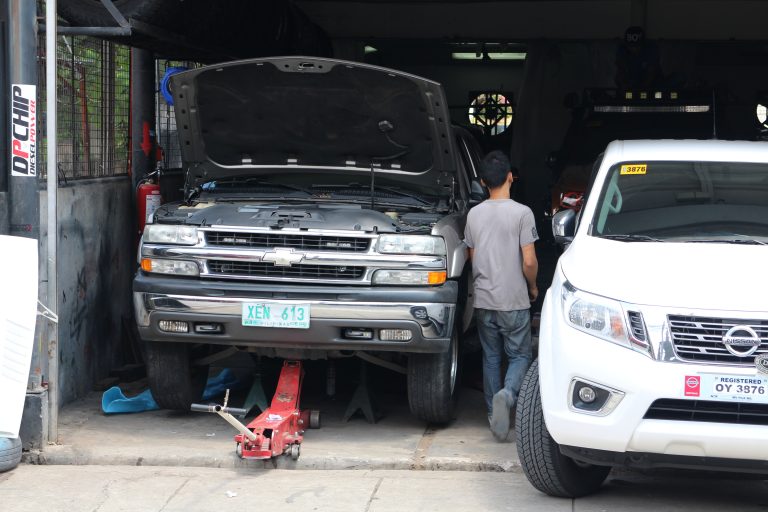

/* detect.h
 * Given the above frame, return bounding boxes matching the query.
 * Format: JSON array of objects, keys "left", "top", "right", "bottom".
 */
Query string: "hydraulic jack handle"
[
  {"left": 191, "top": 403, "right": 247, "bottom": 416},
  {"left": 191, "top": 399, "right": 258, "bottom": 442}
]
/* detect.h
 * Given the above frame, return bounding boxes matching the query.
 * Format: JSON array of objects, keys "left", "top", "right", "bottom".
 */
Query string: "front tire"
[
  {"left": 145, "top": 342, "right": 208, "bottom": 411},
  {"left": 515, "top": 360, "right": 610, "bottom": 498},
  {"left": 407, "top": 330, "right": 460, "bottom": 424},
  {"left": 0, "top": 437, "right": 22, "bottom": 473}
]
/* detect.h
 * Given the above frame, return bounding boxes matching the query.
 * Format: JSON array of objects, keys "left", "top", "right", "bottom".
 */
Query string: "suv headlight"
[
  {"left": 561, "top": 281, "right": 629, "bottom": 348},
  {"left": 376, "top": 235, "right": 446, "bottom": 255},
  {"left": 372, "top": 270, "right": 447, "bottom": 286},
  {"left": 140, "top": 258, "right": 199, "bottom": 276},
  {"left": 143, "top": 225, "right": 198, "bottom": 245}
]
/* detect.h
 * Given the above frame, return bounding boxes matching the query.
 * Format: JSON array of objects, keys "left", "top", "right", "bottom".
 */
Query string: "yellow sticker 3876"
[{"left": 620, "top": 164, "right": 647, "bottom": 175}]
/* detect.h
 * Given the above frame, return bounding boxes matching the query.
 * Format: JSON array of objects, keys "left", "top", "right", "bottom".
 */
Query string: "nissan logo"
[{"left": 721, "top": 325, "right": 761, "bottom": 357}]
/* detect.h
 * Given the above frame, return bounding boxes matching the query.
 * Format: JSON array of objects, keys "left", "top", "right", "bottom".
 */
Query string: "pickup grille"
[
  {"left": 208, "top": 260, "right": 364, "bottom": 280},
  {"left": 205, "top": 231, "right": 371, "bottom": 252},
  {"left": 668, "top": 315, "right": 768, "bottom": 365},
  {"left": 645, "top": 399, "right": 768, "bottom": 426}
]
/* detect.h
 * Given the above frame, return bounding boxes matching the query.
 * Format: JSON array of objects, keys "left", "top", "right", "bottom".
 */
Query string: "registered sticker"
[
  {"left": 620, "top": 164, "right": 647, "bottom": 175},
  {"left": 697, "top": 374, "right": 768, "bottom": 404}
]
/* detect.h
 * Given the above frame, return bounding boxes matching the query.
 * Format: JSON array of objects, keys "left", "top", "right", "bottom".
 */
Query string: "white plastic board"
[{"left": 0, "top": 235, "right": 39, "bottom": 438}]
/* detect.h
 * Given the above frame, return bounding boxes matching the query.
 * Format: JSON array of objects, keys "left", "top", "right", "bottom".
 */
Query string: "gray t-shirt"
[{"left": 464, "top": 199, "right": 538, "bottom": 311}]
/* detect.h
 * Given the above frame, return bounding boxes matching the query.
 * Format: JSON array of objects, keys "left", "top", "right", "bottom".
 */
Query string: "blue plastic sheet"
[{"left": 102, "top": 368, "right": 240, "bottom": 414}]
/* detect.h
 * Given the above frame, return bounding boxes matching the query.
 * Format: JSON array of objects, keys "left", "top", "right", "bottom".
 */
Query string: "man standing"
[{"left": 464, "top": 151, "right": 538, "bottom": 441}]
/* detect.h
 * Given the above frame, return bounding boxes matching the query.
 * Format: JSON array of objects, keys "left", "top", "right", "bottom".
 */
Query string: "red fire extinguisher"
[{"left": 137, "top": 168, "right": 162, "bottom": 235}]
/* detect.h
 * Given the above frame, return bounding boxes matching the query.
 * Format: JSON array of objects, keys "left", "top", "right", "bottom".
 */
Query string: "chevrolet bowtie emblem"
[{"left": 263, "top": 248, "right": 304, "bottom": 267}]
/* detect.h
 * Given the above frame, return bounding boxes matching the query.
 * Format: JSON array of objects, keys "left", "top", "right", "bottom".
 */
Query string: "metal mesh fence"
[
  {"left": 156, "top": 60, "right": 201, "bottom": 170},
  {"left": 38, "top": 35, "right": 130, "bottom": 179}
]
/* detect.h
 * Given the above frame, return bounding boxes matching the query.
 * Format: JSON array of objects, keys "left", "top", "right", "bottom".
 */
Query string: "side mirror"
[
  {"left": 469, "top": 179, "right": 488, "bottom": 205},
  {"left": 552, "top": 209, "right": 576, "bottom": 245}
]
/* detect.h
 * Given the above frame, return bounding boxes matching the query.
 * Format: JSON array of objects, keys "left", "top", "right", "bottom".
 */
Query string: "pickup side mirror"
[
  {"left": 552, "top": 209, "right": 576, "bottom": 245},
  {"left": 469, "top": 179, "right": 488, "bottom": 205}
]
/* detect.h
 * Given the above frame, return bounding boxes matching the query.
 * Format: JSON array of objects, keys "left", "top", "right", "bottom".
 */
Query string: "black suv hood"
[{"left": 170, "top": 57, "right": 457, "bottom": 196}]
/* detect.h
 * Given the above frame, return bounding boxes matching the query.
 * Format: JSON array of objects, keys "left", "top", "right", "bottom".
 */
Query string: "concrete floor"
[
  {"left": 32, "top": 378, "right": 519, "bottom": 471},
  {"left": 5, "top": 465, "right": 768, "bottom": 512}
]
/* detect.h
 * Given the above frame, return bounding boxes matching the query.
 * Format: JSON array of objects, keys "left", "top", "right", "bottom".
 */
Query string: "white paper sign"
[
  {"left": 0, "top": 235, "right": 39, "bottom": 438},
  {"left": 10, "top": 84, "right": 37, "bottom": 177}
]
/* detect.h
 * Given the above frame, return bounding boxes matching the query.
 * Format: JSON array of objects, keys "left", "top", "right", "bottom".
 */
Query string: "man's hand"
[{"left": 528, "top": 285, "right": 539, "bottom": 303}]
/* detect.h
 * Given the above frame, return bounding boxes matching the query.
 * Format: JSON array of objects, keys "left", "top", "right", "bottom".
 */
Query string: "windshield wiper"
[
  {"left": 203, "top": 178, "right": 312, "bottom": 195},
  {"left": 370, "top": 186, "right": 432, "bottom": 206},
  {"left": 317, "top": 185, "right": 433, "bottom": 206},
  {"left": 600, "top": 234, "right": 666, "bottom": 242},
  {"left": 685, "top": 238, "right": 767, "bottom": 246}
]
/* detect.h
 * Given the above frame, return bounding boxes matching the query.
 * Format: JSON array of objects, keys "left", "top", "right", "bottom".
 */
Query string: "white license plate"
[
  {"left": 241, "top": 303, "right": 310, "bottom": 329},
  {"left": 698, "top": 374, "right": 768, "bottom": 404}
]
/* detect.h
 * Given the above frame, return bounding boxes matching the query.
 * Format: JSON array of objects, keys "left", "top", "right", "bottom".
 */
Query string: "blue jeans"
[{"left": 475, "top": 308, "right": 533, "bottom": 414}]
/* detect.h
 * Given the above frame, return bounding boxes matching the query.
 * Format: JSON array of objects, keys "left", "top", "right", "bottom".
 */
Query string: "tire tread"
[{"left": 515, "top": 360, "right": 609, "bottom": 498}]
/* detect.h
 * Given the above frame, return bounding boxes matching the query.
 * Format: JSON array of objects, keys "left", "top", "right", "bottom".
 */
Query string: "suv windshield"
[{"left": 590, "top": 161, "right": 768, "bottom": 242}]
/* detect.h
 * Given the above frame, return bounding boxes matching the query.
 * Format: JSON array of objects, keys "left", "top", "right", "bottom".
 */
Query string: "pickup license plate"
[
  {"left": 699, "top": 374, "right": 768, "bottom": 404},
  {"left": 242, "top": 303, "right": 310, "bottom": 329}
]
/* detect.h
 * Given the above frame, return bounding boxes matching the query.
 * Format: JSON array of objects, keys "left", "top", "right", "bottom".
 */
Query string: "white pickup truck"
[{"left": 517, "top": 139, "right": 768, "bottom": 497}]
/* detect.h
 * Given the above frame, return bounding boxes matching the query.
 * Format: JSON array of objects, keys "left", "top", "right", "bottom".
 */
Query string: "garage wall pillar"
[
  {"left": 5, "top": 0, "right": 38, "bottom": 240},
  {"left": 0, "top": 2, "right": 7, "bottom": 234},
  {"left": 130, "top": 48, "right": 155, "bottom": 207}
]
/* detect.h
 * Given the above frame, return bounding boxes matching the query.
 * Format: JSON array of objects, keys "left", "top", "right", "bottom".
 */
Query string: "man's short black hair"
[{"left": 480, "top": 150, "right": 514, "bottom": 189}]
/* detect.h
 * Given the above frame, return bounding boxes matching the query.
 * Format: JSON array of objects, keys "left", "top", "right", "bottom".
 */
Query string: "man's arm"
[
  {"left": 468, "top": 248, "right": 474, "bottom": 260},
  {"left": 521, "top": 243, "right": 538, "bottom": 302}
]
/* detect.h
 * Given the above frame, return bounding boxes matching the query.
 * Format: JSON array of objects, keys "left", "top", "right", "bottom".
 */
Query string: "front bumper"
[
  {"left": 538, "top": 290, "right": 768, "bottom": 466},
  {"left": 133, "top": 273, "right": 457, "bottom": 353}
]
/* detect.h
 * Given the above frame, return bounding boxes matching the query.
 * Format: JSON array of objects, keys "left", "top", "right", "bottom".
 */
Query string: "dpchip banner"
[{"left": 10, "top": 84, "right": 37, "bottom": 178}]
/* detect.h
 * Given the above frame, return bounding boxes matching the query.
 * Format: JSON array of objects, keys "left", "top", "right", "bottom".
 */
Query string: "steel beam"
[{"left": 7, "top": 0, "right": 39, "bottom": 240}]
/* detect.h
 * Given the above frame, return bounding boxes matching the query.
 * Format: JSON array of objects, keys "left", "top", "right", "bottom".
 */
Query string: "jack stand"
[
  {"left": 192, "top": 360, "right": 320, "bottom": 461},
  {"left": 342, "top": 360, "right": 382, "bottom": 423},
  {"left": 241, "top": 357, "right": 268, "bottom": 415}
]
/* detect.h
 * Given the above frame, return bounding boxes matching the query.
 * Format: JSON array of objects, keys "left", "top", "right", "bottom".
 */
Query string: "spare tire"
[{"left": 0, "top": 436, "right": 23, "bottom": 473}]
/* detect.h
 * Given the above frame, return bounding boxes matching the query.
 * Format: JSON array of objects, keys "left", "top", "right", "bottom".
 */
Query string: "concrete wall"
[{"left": 40, "top": 177, "right": 135, "bottom": 405}]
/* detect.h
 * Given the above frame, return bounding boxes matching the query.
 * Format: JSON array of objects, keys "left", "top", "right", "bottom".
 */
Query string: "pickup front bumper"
[{"left": 133, "top": 274, "right": 457, "bottom": 353}]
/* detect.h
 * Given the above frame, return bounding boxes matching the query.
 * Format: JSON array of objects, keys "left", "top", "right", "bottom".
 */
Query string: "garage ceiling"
[{"left": 295, "top": 0, "right": 768, "bottom": 40}]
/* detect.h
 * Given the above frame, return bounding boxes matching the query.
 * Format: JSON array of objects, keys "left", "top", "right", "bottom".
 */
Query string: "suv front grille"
[
  {"left": 205, "top": 231, "right": 371, "bottom": 252},
  {"left": 208, "top": 260, "right": 364, "bottom": 280},
  {"left": 668, "top": 315, "right": 768, "bottom": 364},
  {"left": 645, "top": 399, "right": 768, "bottom": 426}
]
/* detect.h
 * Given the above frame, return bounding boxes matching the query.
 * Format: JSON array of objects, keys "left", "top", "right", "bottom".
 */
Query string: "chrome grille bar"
[
  {"left": 668, "top": 315, "right": 768, "bottom": 364},
  {"left": 206, "top": 231, "right": 371, "bottom": 252}
]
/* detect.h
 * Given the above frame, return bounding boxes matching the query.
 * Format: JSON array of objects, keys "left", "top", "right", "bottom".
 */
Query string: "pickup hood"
[
  {"left": 560, "top": 236, "right": 767, "bottom": 311},
  {"left": 170, "top": 57, "right": 456, "bottom": 196}
]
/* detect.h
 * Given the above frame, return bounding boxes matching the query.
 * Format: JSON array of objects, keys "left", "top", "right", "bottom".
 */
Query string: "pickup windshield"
[{"left": 591, "top": 161, "right": 768, "bottom": 242}]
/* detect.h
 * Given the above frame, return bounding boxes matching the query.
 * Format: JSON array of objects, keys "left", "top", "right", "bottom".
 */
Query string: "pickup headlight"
[
  {"left": 143, "top": 225, "right": 199, "bottom": 245},
  {"left": 140, "top": 258, "right": 199, "bottom": 276},
  {"left": 376, "top": 235, "right": 446, "bottom": 256},
  {"left": 561, "top": 281, "right": 628, "bottom": 348},
  {"left": 372, "top": 270, "right": 447, "bottom": 286}
]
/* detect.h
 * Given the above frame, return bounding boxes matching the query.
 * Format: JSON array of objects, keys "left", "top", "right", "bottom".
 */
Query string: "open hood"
[{"left": 170, "top": 57, "right": 457, "bottom": 195}]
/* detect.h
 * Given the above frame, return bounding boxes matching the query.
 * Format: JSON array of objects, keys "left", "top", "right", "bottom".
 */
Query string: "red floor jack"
[{"left": 191, "top": 360, "right": 320, "bottom": 461}]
